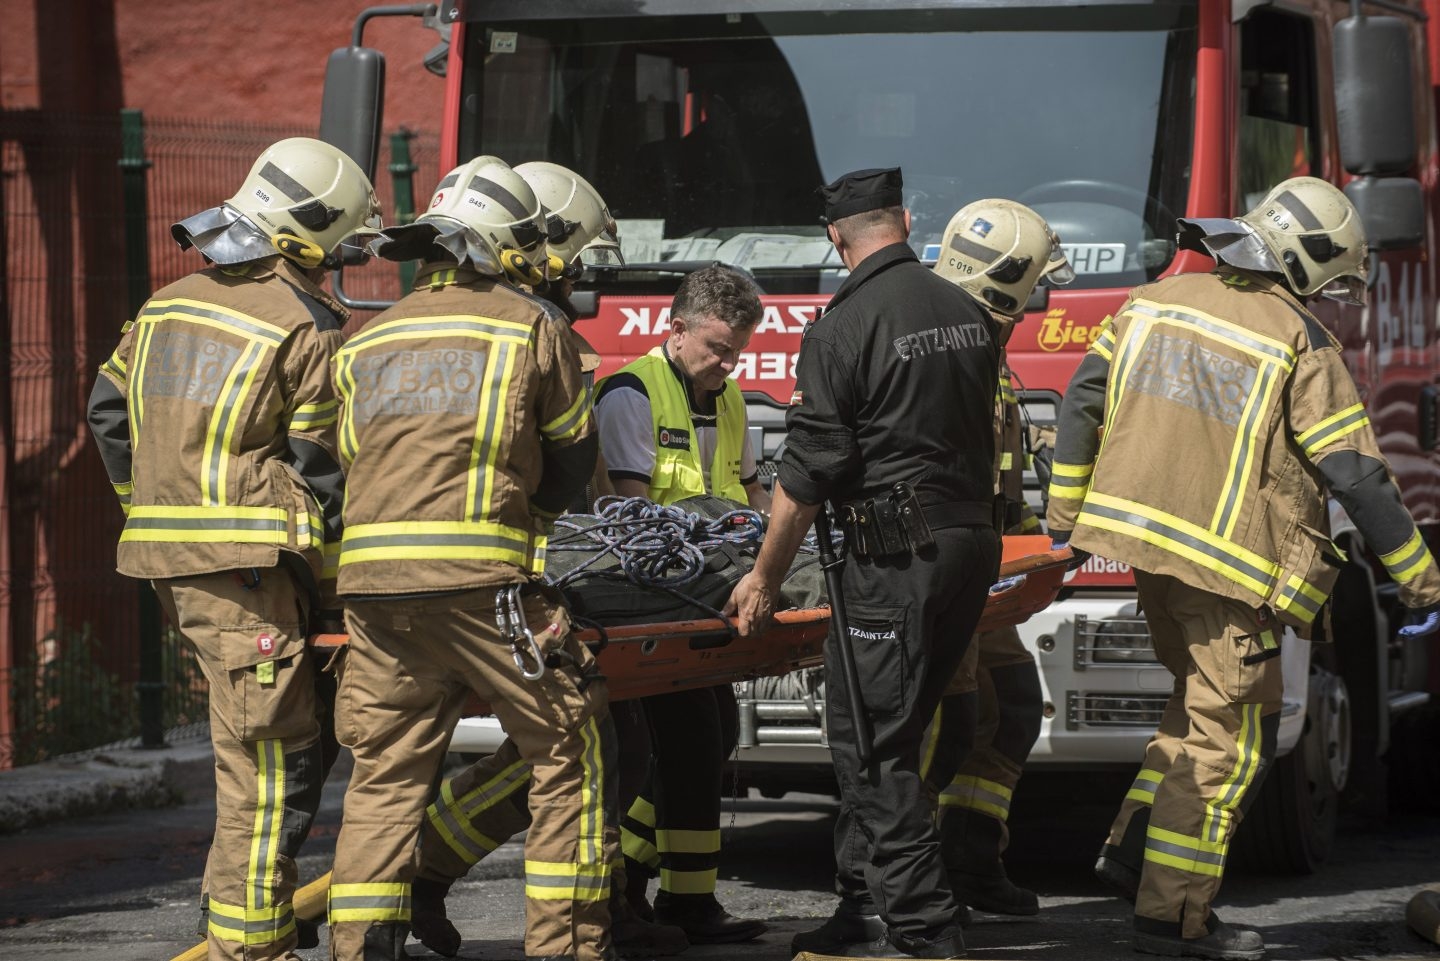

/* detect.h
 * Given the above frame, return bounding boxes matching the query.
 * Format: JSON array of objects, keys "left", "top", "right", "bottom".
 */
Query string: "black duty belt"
[{"left": 837, "top": 483, "right": 992, "bottom": 560}]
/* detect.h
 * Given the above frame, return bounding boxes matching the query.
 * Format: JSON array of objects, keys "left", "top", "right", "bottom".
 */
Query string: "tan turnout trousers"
[
  {"left": 1110, "top": 571, "right": 1282, "bottom": 940},
  {"left": 155, "top": 568, "right": 320, "bottom": 961},
  {"left": 936, "top": 626, "right": 1036, "bottom": 841},
  {"left": 330, "top": 586, "right": 616, "bottom": 961}
]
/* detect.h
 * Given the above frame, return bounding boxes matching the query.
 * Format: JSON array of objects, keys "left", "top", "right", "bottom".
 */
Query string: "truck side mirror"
[
  {"left": 1344, "top": 176, "right": 1424, "bottom": 251},
  {"left": 1334, "top": 16, "right": 1416, "bottom": 176},
  {"left": 319, "top": 46, "right": 386, "bottom": 183}
]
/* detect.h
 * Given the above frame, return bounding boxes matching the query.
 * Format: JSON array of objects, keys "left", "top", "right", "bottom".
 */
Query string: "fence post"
[
  {"left": 119, "top": 108, "right": 165, "bottom": 750},
  {"left": 389, "top": 129, "right": 419, "bottom": 293}
]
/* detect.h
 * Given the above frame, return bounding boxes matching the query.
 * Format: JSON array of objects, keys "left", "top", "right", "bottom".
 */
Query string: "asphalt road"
[{"left": 2, "top": 759, "right": 1439, "bottom": 961}]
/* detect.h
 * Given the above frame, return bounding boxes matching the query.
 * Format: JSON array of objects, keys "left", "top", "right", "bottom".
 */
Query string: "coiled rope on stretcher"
[{"left": 545, "top": 496, "right": 765, "bottom": 590}]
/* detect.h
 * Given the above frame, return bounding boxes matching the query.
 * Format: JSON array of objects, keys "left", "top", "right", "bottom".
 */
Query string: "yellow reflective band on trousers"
[
  {"left": 622, "top": 796, "right": 660, "bottom": 867},
  {"left": 113, "top": 480, "right": 133, "bottom": 517},
  {"left": 206, "top": 897, "right": 296, "bottom": 946},
  {"left": 428, "top": 757, "right": 533, "bottom": 867},
  {"left": 660, "top": 866, "right": 719, "bottom": 894},
  {"left": 248, "top": 740, "right": 285, "bottom": 913},
  {"left": 657, "top": 828, "right": 721, "bottom": 854},
  {"left": 578, "top": 717, "right": 606, "bottom": 867},
  {"left": 1381, "top": 529, "right": 1435, "bottom": 585},
  {"left": 1144, "top": 824, "right": 1226, "bottom": 878},
  {"left": 1125, "top": 768, "right": 1164, "bottom": 805},
  {"left": 339, "top": 520, "right": 544, "bottom": 573},
  {"left": 290, "top": 399, "right": 338, "bottom": 431},
  {"left": 1202, "top": 703, "right": 1263, "bottom": 844},
  {"left": 1295, "top": 402, "right": 1369, "bottom": 457},
  {"left": 328, "top": 882, "right": 412, "bottom": 923},
  {"left": 939, "top": 774, "right": 1014, "bottom": 821},
  {"left": 525, "top": 860, "right": 611, "bottom": 901},
  {"left": 1048, "top": 461, "right": 1093, "bottom": 503}
]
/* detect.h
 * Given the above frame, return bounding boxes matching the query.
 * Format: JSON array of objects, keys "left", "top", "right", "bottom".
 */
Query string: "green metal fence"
[{"left": 0, "top": 109, "right": 441, "bottom": 766}]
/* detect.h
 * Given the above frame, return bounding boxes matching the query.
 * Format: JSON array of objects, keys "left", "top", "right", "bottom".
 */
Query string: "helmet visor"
[
  {"left": 1320, "top": 274, "right": 1367, "bottom": 307},
  {"left": 1043, "top": 231, "right": 1076, "bottom": 287}
]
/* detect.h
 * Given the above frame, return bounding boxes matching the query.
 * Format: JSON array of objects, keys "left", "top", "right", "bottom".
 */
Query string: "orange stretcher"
[{"left": 309, "top": 535, "right": 1071, "bottom": 704}]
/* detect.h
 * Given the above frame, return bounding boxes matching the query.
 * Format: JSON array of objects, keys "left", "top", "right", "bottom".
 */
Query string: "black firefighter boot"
[
  {"left": 410, "top": 876, "right": 463, "bottom": 957},
  {"left": 653, "top": 891, "right": 767, "bottom": 944},
  {"left": 364, "top": 921, "right": 410, "bottom": 960},
  {"left": 610, "top": 880, "right": 689, "bottom": 957},
  {"left": 942, "top": 808, "right": 1038, "bottom": 916},
  {"left": 1095, "top": 807, "right": 1149, "bottom": 902}
]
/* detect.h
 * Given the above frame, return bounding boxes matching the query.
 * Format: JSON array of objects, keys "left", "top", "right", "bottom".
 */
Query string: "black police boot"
[
  {"left": 653, "top": 891, "right": 767, "bottom": 944},
  {"left": 790, "top": 907, "right": 888, "bottom": 955},
  {"left": 1096, "top": 808, "right": 1150, "bottom": 902},
  {"left": 1134, "top": 913, "right": 1265, "bottom": 960},
  {"left": 833, "top": 927, "right": 966, "bottom": 959},
  {"left": 409, "top": 877, "right": 462, "bottom": 957},
  {"left": 942, "top": 809, "right": 1038, "bottom": 917},
  {"left": 610, "top": 881, "right": 689, "bottom": 957}
]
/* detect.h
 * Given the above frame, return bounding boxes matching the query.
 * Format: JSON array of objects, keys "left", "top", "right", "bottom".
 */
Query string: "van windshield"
[{"left": 458, "top": 3, "right": 1198, "bottom": 289}]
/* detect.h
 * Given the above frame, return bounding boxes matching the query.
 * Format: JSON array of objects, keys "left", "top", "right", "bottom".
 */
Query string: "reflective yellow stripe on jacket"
[{"left": 335, "top": 313, "right": 549, "bottom": 576}]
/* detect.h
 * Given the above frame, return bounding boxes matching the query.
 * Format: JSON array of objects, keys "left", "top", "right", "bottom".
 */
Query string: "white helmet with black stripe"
[
  {"left": 172, "top": 137, "right": 382, "bottom": 269},
  {"left": 514, "top": 161, "right": 624, "bottom": 280},
  {"left": 934, "top": 199, "right": 1074, "bottom": 319},
  {"left": 1177, "top": 176, "right": 1368, "bottom": 305},
  {"left": 369, "top": 155, "right": 549, "bottom": 282}
]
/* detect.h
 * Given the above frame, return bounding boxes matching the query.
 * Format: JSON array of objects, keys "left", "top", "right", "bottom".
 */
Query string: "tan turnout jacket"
[
  {"left": 334, "top": 265, "right": 593, "bottom": 595},
  {"left": 89, "top": 258, "right": 348, "bottom": 599},
  {"left": 1048, "top": 269, "right": 1440, "bottom": 632}
]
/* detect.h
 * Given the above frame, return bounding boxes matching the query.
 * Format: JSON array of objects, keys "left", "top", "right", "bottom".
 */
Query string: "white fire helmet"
[
  {"left": 370, "top": 155, "right": 548, "bottom": 282},
  {"left": 934, "top": 199, "right": 1074, "bottom": 318},
  {"left": 172, "top": 137, "right": 382, "bottom": 269},
  {"left": 1176, "top": 176, "right": 1368, "bottom": 305},
  {"left": 514, "top": 161, "right": 625, "bottom": 280}
]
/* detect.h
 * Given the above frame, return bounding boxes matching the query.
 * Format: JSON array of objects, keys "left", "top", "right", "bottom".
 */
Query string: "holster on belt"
[{"left": 841, "top": 482, "right": 935, "bottom": 560}]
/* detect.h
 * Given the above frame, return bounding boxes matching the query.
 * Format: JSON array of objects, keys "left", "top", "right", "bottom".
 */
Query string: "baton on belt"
[{"left": 815, "top": 504, "right": 873, "bottom": 766}]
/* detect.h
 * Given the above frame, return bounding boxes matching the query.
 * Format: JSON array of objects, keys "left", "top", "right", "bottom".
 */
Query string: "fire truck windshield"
[{"left": 457, "top": 3, "right": 1197, "bottom": 290}]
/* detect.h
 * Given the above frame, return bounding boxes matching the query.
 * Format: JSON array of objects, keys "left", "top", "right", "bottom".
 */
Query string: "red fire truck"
[{"left": 322, "top": 0, "right": 1440, "bottom": 873}]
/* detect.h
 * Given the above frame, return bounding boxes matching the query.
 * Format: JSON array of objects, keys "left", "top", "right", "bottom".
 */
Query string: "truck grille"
[
  {"left": 1066, "top": 692, "right": 1168, "bottom": 730},
  {"left": 1073, "top": 614, "right": 1157, "bottom": 668},
  {"left": 736, "top": 672, "right": 827, "bottom": 746}
]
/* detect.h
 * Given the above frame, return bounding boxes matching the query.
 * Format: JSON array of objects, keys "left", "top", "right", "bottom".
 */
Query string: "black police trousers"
[{"left": 827, "top": 523, "right": 1000, "bottom": 939}]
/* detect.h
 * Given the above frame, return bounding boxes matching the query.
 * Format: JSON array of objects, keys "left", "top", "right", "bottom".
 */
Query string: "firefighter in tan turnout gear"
[
  {"left": 329, "top": 155, "right": 616, "bottom": 961},
  {"left": 86, "top": 137, "right": 381, "bottom": 961},
  {"left": 403, "top": 161, "right": 687, "bottom": 960},
  {"left": 1048, "top": 176, "right": 1440, "bottom": 961},
  {"left": 929, "top": 200, "right": 1072, "bottom": 917}
]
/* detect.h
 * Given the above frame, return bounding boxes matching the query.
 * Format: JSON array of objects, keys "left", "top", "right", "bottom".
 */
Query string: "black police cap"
[{"left": 819, "top": 167, "right": 904, "bottom": 223}]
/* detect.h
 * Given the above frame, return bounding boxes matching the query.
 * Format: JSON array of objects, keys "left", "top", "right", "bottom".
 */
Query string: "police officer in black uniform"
[{"left": 727, "top": 168, "right": 1001, "bottom": 960}]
